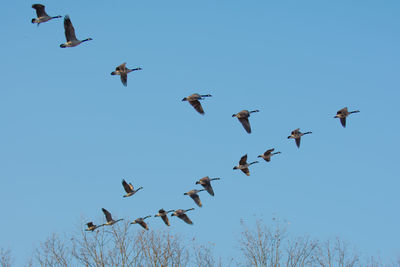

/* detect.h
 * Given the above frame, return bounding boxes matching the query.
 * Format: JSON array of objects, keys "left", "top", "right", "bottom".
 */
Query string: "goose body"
[
  {"left": 258, "top": 148, "right": 281, "bottom": 162},
  {"left": 131, "top": 216, "right": 151, "bottom": 230},
  {"left": 334, "top": 107, "right": 360, "bottom": 128},
  {"left": 171, "top": 208, "right": 194, "bottom": 225},
  {"left": 122, "top": 179, "right": 143, "bottom": 198},
  {"left": 102, "top": 208, "right": 123, "bottom": 226},
  {"left": 31, "top": 4, "right": 61, "bottom": 25},
  {"left": 60, "top": 15, "right": 92, "bottom": 48},
  {"left": 111, "top": 63, "right": 142, "bottom": 86},
  {"left": 233, "top": 154, "right": 258, "bottom": 176},
  {"left": 85, "top": 222, "right": 103, "bottom": 232},
  {"left": 287, "top": 128, "right": 312, "bottom": 148},
  {"left": 195, "top": 176, "right": 220, "bottom": 196},
  {"left": 232, "top": 110, "right": 259, "bottom": 133},
  {"left": 154, "top": 209, "right": 174, "bottom": 226},
  {"left": 182, "top": 93, "right": 212, "bottom": 114},
  {"left": 184, "top": 189, "right": 205, "bottom": 207}
]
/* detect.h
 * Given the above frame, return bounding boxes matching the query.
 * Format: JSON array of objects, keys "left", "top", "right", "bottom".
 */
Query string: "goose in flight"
[
  {"left": 85, "top": 222, "right": 103, "bottom": 232},
  {"left": 122, "top": 179, "right": 143, "bottom": 198},
  {"left": 31, "top": 4, "right": 61, "bottom": 26},
  {"left": 182, "top": 93, "right": 212, "bottom": 114},
  {"left": 102, "top": 208, "right": 123, "bottom": 226},
  {"left": 111, "top": 63, "right": 142, "bottom": 86},
  {"left": 195, "top": 176, "right": 220, "bottom": 196},
  {"left": 60, "top": 15, "right": 92, "bottom": 48},
  {"left": 258, "top": 148, "right": 281, "bottom": 162},
  {"left": 171, "top": 208, "right": 195, "bottom": 225},
  {"left": 232, "top": 110, "right": 259, "bottom": 133},
  {"left": 184, "top": 189, "right": 205, "bottom": 207},
  {"left": 233, "top": 154, "right": 258, "bottom": 176},
  {"left": 154, "top": 209, "right": 174, "bottom": 226},
  {"left": 334, "top": 107, "right": 360, "bottom": 128},
  {"left": 130, "top": 216, "right": 151, "bottom": 230},
  {"left": 287, "top": 128, "right": 312, "bottom": 148}
]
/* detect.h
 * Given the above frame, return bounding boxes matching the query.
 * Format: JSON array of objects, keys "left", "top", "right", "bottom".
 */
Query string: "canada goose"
[
  {"left": 154, "top": 209, "right": 174, "bottom": 226},
  {"left": 184, "top": 189, "right": 205, "bottom": 207},
  {"left": 181, "top": 93, "right": 212, "bottom": 114},
  {"left": 31, "top": 4, "right": 61, "bottom": 26},
  {"left": 101, "top": 208, "right": 123, "bottom": 226},
  {"left": 85, "top": 222, "right": 103, "bottom": 232},
  {"left": 60, "top": 15, "right": 92, "bottom": 48},
  {"left": 334, "top": 107, "right": 360, "bottom": 128},
  {"left": 258, "top": 148, "right": 281, "bottom": 162},
  {"left": 171, "top": 208, "right": 195, "bottom": 225},
  {"left": 111, "top": 63, "right": 142, "bottom": 87},
  {"left": 232, "top": 110, "right": 259, "bottom": 133},
  {"left": 287, "top": 128, "right": 312, "bottom": 148},
  {"left": 195, "top": 176, "right": 220, "bottom": 196},
  {"left": 130, "top": 216, "right": 151, "bottom": 230},
  {"left": 233, "top": 154, "right": 258, "bottom": 176},
  {"left": 122, "top": 179, "right": 143, "bottom": 198}
]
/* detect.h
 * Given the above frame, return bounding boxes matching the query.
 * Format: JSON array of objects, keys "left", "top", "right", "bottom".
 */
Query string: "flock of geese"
[{"left": 31, "top": 4, "right": 361, "bottom": 232}]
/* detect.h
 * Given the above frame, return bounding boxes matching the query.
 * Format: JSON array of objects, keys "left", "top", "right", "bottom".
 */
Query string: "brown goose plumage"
[{"left": 195, "top": 176, "right": 220, "bottom": 196}]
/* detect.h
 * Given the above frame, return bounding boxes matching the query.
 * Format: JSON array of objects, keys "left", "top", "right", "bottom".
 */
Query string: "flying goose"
[
  {"left": 111, "top": 63, "right": 142, "bottom": 87},
  {"left": 184, "top": 189, "right": 205, "bottom": 207},
  {"left": 287, "top": 128, "right": 312, "bottom": 148},
  {"left": 154, "top": 209, "right": 174, "bottom": 226},
  {"left": 31, "top": 4, "right": 61, "bottom": 26},
  {"left": 101, "top": 208, "right": 123, "bottom": 226},
  {"left": 233, "top": 154, "right": 258, "bottom": 176},
  {"left": 122, "top": 179, "right": 143, "bottom": 198},
  {"left": 130, "top": 216, "right": 151, "bottom": 230},
  {"left": 232, "top": 110, "right": 259, "bottom": 133},
  {"left": 171, "top": 208, "right": 195, "bottom": 225},
  {"left": 334, "top": 107, "right": 360, "bottom": 128},
  {"left": 258, "top": 148, "right": 281, "bottom": 162},
  {"left": 85, "top": 222, "right": 103, "bottom": 232},
  {"left": 195, "top": 176, "right": 220, "bottom": 196},
  {"left": 60, "top": 15, "right": 92, "bottom": 48},
  {"left": 182, "top": 93, "right": 212, "bottom": 114}
]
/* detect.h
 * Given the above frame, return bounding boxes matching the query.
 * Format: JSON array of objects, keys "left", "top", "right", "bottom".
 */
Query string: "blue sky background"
[{"left": 1, "top": 0, "right": 399, "bottom": 264}]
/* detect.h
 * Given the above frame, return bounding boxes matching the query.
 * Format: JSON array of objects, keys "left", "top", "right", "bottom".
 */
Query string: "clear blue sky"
[{"left": 1, "top": 0, "right": 399, "bottom": 264}]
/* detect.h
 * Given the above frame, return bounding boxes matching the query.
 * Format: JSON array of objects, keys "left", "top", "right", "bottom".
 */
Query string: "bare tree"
[
  {"left": 239, "top": 219, "right": 288, "bottom": 267},
  {"left": 33, "top": 221, "right": 191, "bottom": 267},
  {"left": 0, "top": 248, "right": 13, "bottom": 267},
  {"left": 34, "top": 234, "right": 71, "bottom": 267},
  {"left": 314, "top": 238, "right": 359, "bottom": 267},
  {"left": 285, "top": 236, "right": 318, "bottom": 267}
]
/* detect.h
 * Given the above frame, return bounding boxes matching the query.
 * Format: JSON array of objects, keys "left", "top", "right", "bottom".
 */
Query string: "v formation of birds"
[{"left": 32, "top": 4, "right": 360, "bottom": 232}]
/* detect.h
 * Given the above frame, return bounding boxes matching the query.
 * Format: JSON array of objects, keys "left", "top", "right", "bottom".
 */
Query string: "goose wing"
[
  {"left": 295, "top": 137, "right": 301, "bottom": 148},
  {"left": 102, "top": 208, "right": 113, "bottom": 222},
  {"left": 116, "top": 63, "right": 127, "bottom": 72},
  {"left": 239, "top": 154, "right": 248, "bottom": 165},
  {"left": 291, "top": 128, "right": 300, "bottom": 136},
  {"left": 337, "top": 107, "right": 348, "bottom": 115},
  {"left": 64, "top": 16, "right": 77, "bottom": 42},
  {"left": 190, "top": 193, "right": 202, "bottom": 207},
  {"left": 161, "top": 215, "right": 170, "bottom": 226},
  {"left": 340, "top": 117, "right": 346, "bottom": 127},
  {"left": 188, "top": 100, "right": 204, "bottom": 114},
  {"left": 202, "top": 181, "right": 215, "bottom": 196},
  {"left": 139, "top": 221, "right": 149, "bottom": 230},
  {"left": 32, "top": 4, "right": 48, "bottom": 17},
  {"left": 241, "top": 168, "right": 250, "bottom": 176},
  {"left": 264, "top": 148, "right": 274, "bottom": 156},
  {"left": 120, "top": 74, "right": 128, "bottom": 86},
  {"left": 122, "top": 179, "right": 133, "bottom": 194},
  {"left": 238, "top": 117, "right": 251, "bottom": 133},
  {"left": 178, "top": 213, "right": 193, "bottom": 224}
]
